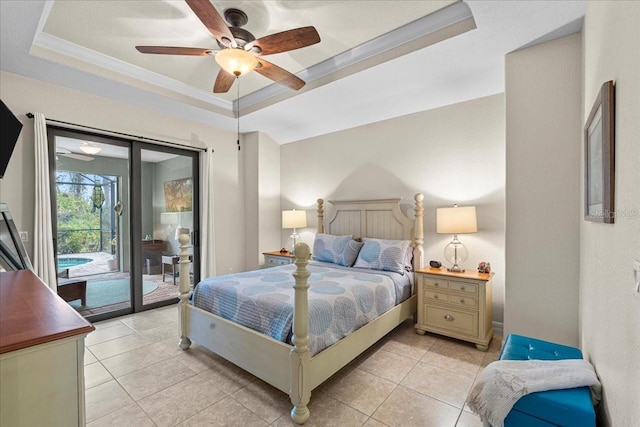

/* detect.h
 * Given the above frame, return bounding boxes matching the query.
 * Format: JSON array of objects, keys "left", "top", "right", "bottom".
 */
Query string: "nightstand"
[
  {"left": 262, "top": 251, "right": 295, "bottom": 268},
  {"left": 415, "top": 267, "right": 494, "bottom": 351}
]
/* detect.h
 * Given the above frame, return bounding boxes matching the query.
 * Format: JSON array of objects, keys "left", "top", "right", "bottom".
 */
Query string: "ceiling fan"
[
  {"left": 56, "top": 147, "right": 94, "bottom": 162},
  {"left": 135, "top": 0, "right": 321, "bottom": 93}
]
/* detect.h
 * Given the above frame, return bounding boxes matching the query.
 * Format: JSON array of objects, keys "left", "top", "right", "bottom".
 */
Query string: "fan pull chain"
[{"left": 237, "top": 77, "right": 241, "bottom": 151}]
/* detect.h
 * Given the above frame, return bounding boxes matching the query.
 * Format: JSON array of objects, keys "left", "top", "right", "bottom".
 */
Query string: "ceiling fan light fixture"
[
  {"left": 215, "top": 48, "right": 258, "bottom": 77},
  {"left": 80, "top": 143, "right": 102, "bottom": 155}
]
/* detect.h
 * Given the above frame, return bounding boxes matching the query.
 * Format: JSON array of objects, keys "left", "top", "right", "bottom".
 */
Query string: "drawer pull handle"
[
  {"left": 434, "top": 295, "right": 438, "bottom": 299},
  {"left": 443, "top": 314, "right": 455, "bottom": 322},
  {"left": 459, "top": 298, "right": 465, "bottom": 304},
  {"left": 460, "top": 286, "right": 465, "bottom": 291},
  {"left": 434, "top": 282, "right": 439, "bottom": 287}
]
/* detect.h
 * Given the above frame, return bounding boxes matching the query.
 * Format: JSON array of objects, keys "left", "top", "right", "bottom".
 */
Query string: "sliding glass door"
[
  {"left": 134, "top": 145, "right": 198, "bottom": 310},
  {"left": 49, "top": 128, "right": 199, "bottom": 321}
]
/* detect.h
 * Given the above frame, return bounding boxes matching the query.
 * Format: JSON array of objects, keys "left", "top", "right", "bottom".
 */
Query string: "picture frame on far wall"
[{"left": 584, "top": 80, "right": 615, "bottom": 223}]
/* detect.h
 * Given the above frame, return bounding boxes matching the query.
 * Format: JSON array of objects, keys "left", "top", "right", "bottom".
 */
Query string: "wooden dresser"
[
  {"left": 414, "top": 267, "right": 493, "bottom": 351},
  {"left": 0, "top": 270, "right": 95, "bottom": 426}
]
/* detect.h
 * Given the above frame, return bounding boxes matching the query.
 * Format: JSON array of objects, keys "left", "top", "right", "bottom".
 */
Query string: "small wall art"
[{"left": 584, "top": 80, "right": 615, "bottom": 223}]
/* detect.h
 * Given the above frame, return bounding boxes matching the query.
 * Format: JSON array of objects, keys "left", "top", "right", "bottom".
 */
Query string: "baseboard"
[{"left": 493, "top": 320, "right": 504, "bottom": 338}]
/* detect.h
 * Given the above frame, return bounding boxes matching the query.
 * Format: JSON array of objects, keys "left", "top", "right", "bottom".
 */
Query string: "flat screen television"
[
  {"left": 0, "top": 203, "right": 33, "bottom": 271},
  {"left": 0, "top": 100, "right": 23, "bottom": 179}
]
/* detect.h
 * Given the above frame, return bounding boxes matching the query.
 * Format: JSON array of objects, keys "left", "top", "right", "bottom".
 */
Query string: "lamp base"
[{"left": 447, "top": 265, "right": 465, "bottom": 273}]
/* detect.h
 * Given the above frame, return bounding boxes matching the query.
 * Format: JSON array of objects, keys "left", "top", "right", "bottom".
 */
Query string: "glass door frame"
[
  {"left": 48, "top": 127, "right": 200, "bottom": 322},
  {"left": 130, "top": 141, "right": 200, "bottom": 313}
]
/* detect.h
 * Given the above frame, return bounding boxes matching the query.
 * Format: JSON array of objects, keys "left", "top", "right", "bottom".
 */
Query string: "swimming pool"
[{"left": 57, "top": 257, "right": 92, "bottom": 269}]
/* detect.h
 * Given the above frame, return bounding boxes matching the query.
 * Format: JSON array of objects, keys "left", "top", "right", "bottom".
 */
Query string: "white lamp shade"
[
  {"left": 215, "top": 48, "right": 258, "bottom": 76},
  {"left": 282, "top": 210, "right": 307, "bottom": 229},
  {"left": 436, "top": 206, "right": 477, "bottom": 234}
]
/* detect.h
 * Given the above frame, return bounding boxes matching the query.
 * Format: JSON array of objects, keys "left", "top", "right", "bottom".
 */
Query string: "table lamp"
[
  {"left": 282, "top": 209, "right": 307, "bottom": 254},
  {"left": 436, "top": 204, "right": 477, "bottom": 272}
]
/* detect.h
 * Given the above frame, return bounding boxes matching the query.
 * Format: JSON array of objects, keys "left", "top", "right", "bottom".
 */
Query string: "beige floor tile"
[
  {"left": 322, "top": 367, "right": 396, "bottom": 416},
  {"left": 174, "top": 344, "right": 227, "bottom": 373},
  {"left": 153, "top": 336, "right": 188, "bottom": 357},
  {"left": 88, "top": 333, "right": 151, "bottom": 360},
  {"left": 138, "top": 375, "right": 227, "bottom": 427},
  {"left": 383, "top": 321, "right": 437, "bottom": 358},
  {"left": 117, "top": 357, "right": 196, "bottom": 400},
  {"left": 197, "top": 356, "right": 256, "bottom": 394},
  {"left": 481, "top": 350, "right": 500, "bottom": 368},
  {"left": 85, "top": 322, "right": 137, "bottom": 346},
  {"left": 456, "top": 409, "right": 485, "bottom": 427},
  {"left": 372, "top": 386, "right": 460, "bottom": 427},
  {"left": 178, "top": 396, "right": 268, "bottom": 426},
  {"left": 356, "top": 348, "right": 417, "bottom": 383},
  {"left": 120, "top": 308, "right": 176, "bottom": 332},
  {"left": 85, "top": 347, "right": 98, "bottom": 365},
  {"left": 272, "top": 393, "right": 369, "bottom": 427},
  {"left": 91, "top": 318, "right": 125, "bottom": 330},
  {"left": 87, "top": 403, "right": 155, "bottom": 427},
  {"left": 232, "top": 379, "right": 291, "bottom": 423},
  {"left": 137, "top": 321, "right": 179, "bottom": 343},
  {"left": 85, "top": 380, "right": 134, "bottom": 423},
  {"left": 401, "top": 361, "right": 474, "bottom": 408},
  {"left": 363, "top": 418, "right": 389, "bottom": 427},
  {"left": 101, "top": 341, "right": 176, "bottom": 378},
  {"left": 85, "top": 361, "right": 114, "bottom": 389},
  {"left": 421, "top": 345, "right": 484, "bottom": 379}
]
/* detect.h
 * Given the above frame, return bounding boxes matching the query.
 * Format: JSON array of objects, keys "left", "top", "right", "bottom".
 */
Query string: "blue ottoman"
[{"left": 499, "top": 334, "right": 595, "bottom": 427}]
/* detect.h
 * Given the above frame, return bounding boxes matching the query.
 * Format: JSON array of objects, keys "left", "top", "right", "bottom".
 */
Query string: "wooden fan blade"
[
  {"left": 255, "top": 59, "right": 305, "bottom": 91},
  {"left": 136, "top": 46, "right": 212, "bottom": 55},
  {"left": 251, "top": 26, "right": 320, "bottom": 56},
  {"left": 185, "top": 0, "right": 236, "bottom": 47},
  {"left": 213, "top": 69, "right": 236, "bottom": 93}
]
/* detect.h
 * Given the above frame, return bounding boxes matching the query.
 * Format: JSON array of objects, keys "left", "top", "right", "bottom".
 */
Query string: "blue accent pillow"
[
  {"left": 337, "top": 239, "right": 365, "bottom": 267},
  {"left": 312, "top": 233, "right": 352, "bottom": 264},
  {"left": 353, "top": 238, "right": 411, "bottom": 275}
]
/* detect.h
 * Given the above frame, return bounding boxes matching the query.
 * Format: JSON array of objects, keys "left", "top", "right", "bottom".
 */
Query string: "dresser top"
[
  {"left": 263, "top": 250, "right": 296, "bottom": 258},
  {"left": 0, "top": 270, "right": 95, "bottom": 354},
  {"left": 415, "top": 266, "right": 494, "bottom": 281}
]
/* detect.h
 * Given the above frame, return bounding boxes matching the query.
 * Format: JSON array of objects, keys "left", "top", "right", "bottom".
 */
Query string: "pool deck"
[{"left": 58, "top": 252, "right": 115, "bottom": 277}]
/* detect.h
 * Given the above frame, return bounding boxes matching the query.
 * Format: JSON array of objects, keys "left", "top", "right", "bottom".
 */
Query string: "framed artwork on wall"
[
  {"left": 584, "top": 80, "right": 615, "bottom": 223},
  {"left": 164, "top": 178, "right": 192, "bottom": 212}
]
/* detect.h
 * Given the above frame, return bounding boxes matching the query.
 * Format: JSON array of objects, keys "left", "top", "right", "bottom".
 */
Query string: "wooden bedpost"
[
  {"left": 413, "top": 193, "right": 425, "bottom": 270},
  {"left": 177, "top": 232, "right": 192, "bottom": 350},
  {"left": 317, "top": 198, "right": 324, "bottom": 233},
  {"left": 290, "top": 242, "right": 312, "bottom": 424}
]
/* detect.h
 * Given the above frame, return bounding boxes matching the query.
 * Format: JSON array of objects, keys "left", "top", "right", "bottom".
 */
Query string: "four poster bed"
[{"left": 176, "top": 193, "right": 425, "bottom": 424}]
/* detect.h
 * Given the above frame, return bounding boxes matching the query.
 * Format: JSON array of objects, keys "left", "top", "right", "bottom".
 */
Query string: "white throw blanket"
[{"left": 467, "top": 359, "right": 601, "bottom": 427}]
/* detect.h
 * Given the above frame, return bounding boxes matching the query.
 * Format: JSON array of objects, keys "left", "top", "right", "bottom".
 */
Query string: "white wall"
[
  {"left": 281, "top": 94, "right": 506, "bottom": 324},
  {"left": 504, "top": 33, "right": 582, "bottom": 345},
  {"left": 243, "top": 131, "right": 281, "bottom": 270},
  {"left": 581, "top": 2, "right": 640, "bottom": 425},
  {"left": 0, "top": 71, "right": 246, "bottom": 276}
]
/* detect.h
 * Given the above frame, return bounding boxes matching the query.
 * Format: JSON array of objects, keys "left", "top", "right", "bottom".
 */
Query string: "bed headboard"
[{"left": 316, "top": 193, "right": 424, "bottom": 270}]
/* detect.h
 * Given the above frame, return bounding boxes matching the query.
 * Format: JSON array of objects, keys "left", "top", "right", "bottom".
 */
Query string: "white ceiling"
[{"left": 0, "top": 1, "right": 586, "bottom": 145}]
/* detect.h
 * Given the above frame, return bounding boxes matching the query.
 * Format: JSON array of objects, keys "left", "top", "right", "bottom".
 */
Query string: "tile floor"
[{"left": 84, "top": 304, "right": 501, "bottom": 426}]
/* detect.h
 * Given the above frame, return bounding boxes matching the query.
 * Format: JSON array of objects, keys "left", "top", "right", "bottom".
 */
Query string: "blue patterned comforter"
[{"left": 192, "top": 261, "right": 413, "bottom": 355}]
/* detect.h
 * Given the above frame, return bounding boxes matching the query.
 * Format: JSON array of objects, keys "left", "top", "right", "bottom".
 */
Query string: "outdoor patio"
[{"left": 58, "top": 252, "right": 191, "bottom": 316}]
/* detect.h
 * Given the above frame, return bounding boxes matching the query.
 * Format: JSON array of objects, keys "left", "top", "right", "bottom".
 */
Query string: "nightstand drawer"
[
  {"left": 448, "top": 295, "right": 478, "bottom": 309},
  {"left": 423, "top": 277, "right": 449, "bottom": 290},
  {"left": 450, "top": 281, "right": 478, "bottom": 295},
  {"left": 265, "top": 257, "right": 290, "bottom": 267},
  {"left": 424, "top": 306, "right": 477, "bottom": 336},
  {"left": 423, "top": 290, "right": 449, "bottom": 303}
]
